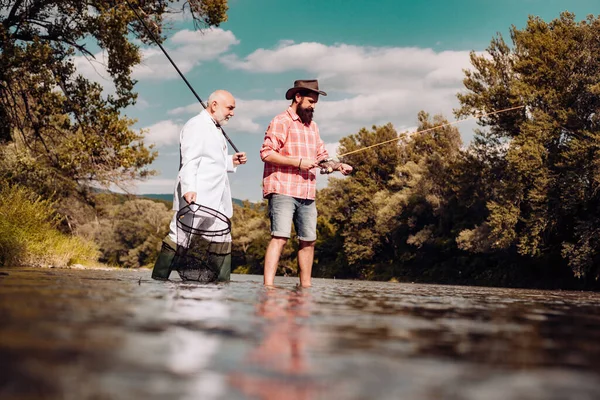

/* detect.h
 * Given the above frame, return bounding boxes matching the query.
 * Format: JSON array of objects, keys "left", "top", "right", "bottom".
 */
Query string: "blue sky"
[{"left": 76, "top": 0, "right": 598, "bottom": 201}]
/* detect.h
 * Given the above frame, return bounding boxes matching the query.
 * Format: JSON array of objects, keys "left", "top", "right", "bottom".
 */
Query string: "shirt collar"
[
  {"left": 287, "top": 106, "right": 300, "bottom": 122},
  {"left": 201, "top": 109, "right": 222, "bottom": 129}
]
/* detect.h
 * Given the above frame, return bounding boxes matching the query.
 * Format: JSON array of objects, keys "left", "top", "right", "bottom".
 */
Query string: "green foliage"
[
  {"left": 0, "top": 0, "right": 228, "bottom": 226},
  {"left": 78, "top": 197, "right": 173, "bottom": 268},
  {"left": 315, "top": 116, "right": 463, "bottom": 280},
  {"left": 231, "top": 200, "right": 271, "bottom": 274},
  {"left": 189, "top": 0, "right": 229, "bottom": 26},
  {"left": 0, "top": 0, "right": 230, "bottom": 270},
  {"left": 456, "top": 12, "right": 600, "bottom": 281},
  {"left": 320, "top": 124, "right": 404, "bottom": 277},
  {"left": 0, "top": 184, "right": 98, "bottom": 267}
]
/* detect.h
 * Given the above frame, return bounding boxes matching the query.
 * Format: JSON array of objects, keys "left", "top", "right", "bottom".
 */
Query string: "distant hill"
[
  {"left": 139, "top": 193, "right": 245, "bottom": 206},
  {"left": 138, "top": 193, "right": 172, "bottom": 202}
]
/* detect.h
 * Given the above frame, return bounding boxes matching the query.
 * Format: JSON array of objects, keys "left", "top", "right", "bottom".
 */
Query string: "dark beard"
[{"left": 297, "top": 104, "right": 314, "bottom": 125}]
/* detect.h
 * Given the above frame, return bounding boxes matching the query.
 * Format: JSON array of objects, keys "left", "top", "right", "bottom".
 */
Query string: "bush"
[
  {"left": 0, "top": 184, "right": 99, "bottom": 267},
  {"left": 77, "top": 198, "right": 172, "bottom": 268}
]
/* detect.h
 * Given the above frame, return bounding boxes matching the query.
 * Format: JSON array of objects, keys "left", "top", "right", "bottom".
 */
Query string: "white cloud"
[
  {"left": 222, "top": 98, "right": 288, "bottom": 134},
  {"left": 221, "top": 41, "right": 476, "bottom": 140},
  {"left": 133, "top": 28, "right": 239, "bottom": 80},
  {"left": 221, "top": 42, "right": 470, "bottom": 93},
  {"left": 72, "top": 28, "right": 239, "bottom": 86},
  {"left": 134, "top": 96, "right": 151, "bottom": 110},
  {"left": 316, "top": 88, "right": 459, "bottom": 137},
  {"left": 162, "top": 0, "right": 191, "bottom": 23},
  {"left": 167, "top": 98, "right": 288, "bottom": 134},
  {"left": 142, "top": 119, "right": 182, "bottom": 147},
  {"left": 168, "top": 103, "right": 204, "bottom": 116}
]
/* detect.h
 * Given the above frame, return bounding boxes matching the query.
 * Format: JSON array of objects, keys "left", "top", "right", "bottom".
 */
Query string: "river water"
[{"left": 0, "top": 267, "right": 599, "bottom": 400}]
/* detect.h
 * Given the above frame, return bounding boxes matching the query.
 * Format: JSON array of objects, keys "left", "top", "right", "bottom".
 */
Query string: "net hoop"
[{"left": 176, "top": 203, "right": 231, "bottom": 238}]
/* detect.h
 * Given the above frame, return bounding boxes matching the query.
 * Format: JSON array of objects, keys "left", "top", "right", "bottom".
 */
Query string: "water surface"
[{"left": 1, "top": 267, "right": 599, "bottom": 399}]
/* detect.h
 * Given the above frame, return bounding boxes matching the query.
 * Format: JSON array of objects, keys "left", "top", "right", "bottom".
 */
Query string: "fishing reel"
[{"left": 318, "top": 158, "right": 342, "bottom": 174}]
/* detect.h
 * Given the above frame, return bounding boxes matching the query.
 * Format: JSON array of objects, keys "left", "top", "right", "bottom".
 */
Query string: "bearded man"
[
  {"left": 152, "top": 89, "right": 247, "bottom": 281},
  {"left": 260, "top": 80, "right": 352, "bottom": 287}
]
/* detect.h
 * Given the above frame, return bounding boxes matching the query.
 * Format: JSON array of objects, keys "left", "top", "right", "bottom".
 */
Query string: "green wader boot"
[
  {"left": 151, "top": 237, "right": 177, "bottom": 280},
  {"left": 216, "top": 252, "right": 231, "bottom": 282},
  {"left": 205, "top": 241, "right": 231, "bottom": 282}
]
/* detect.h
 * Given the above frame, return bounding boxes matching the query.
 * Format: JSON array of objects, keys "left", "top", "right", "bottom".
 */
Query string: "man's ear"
[{"left": 208, "top": 100, "right": 217, "bottom": 112}]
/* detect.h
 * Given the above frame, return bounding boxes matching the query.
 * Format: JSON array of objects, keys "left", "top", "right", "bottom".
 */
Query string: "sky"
[{"left": 77, "top": 0, "right": 599, "bottom": 201}]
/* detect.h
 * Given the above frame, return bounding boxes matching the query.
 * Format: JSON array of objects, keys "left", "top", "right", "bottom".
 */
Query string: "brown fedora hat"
[{"left": 285, "top": 79, "right": 327, "bottom": 100}]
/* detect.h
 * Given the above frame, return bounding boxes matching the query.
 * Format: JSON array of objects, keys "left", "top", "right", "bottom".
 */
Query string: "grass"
[{"left": 0, "top": 184, "right": 99, "bottom": 268}]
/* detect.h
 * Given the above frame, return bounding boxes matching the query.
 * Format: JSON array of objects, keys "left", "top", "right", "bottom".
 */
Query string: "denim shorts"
[{"left": 268, "top": 194, "right": 317, "bottom": 241}]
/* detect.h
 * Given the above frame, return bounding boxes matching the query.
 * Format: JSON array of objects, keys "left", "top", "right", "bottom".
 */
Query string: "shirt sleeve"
[
  {"left": 227, "top": 154, "right": 237, "bottom": 173},
  {"left": 179, "top": 118, "right": 206, "bottom": 195},
  {"left": 260, "top": 118, "right": 288, "bottom": 161}
]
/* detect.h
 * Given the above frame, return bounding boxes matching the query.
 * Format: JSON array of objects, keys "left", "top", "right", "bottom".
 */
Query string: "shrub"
[
  {"left": 77, "top": 198, "right": 172, "bottom": 268},
  {"left": 0, "top": 184, "right": 99, "bottom": 267}
]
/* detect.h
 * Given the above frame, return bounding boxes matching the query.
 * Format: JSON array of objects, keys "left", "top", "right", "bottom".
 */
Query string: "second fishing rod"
[{"left": 125, "top": 0, "right": 239, "bottom": 152}]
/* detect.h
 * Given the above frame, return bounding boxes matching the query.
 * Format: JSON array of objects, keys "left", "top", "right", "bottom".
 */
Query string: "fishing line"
[
  {"left": 335, "top": 105, "right": 525, "bottom": 159},
  {"left": 125, "top": 0, "right": 240, "bottom": 152}
]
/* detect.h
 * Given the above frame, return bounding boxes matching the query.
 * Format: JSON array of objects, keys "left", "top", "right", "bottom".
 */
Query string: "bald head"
[
  {"left": 208, "top": 90, "right": 233, "bottom": 104},
  {"left": 207, "top": 90, "right": 235, "bottom": 126}
]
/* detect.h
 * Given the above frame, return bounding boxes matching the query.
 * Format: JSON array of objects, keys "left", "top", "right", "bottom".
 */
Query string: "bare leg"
[
  {"left": 264, "top": 236, "right": 287, "bottom": 286},
  {"left": 297, "top": 240, "right": 315, "bottom": 287}
]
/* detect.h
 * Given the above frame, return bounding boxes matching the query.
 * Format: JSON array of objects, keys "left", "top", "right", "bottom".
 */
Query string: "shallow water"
[{"left": 1, "top": 267, "right": 599, "bottom": 400}]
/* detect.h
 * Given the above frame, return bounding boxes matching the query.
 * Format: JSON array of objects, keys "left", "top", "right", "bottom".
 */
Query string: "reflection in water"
[
  {"left": 1, "top": 268, "right": 599, "bottom": 400},
  {"left": 161, "top": 284, "right": 230, "bottom": 399},
  {"left": 230, "top": 287, "right": 322, "bottom": 400}
]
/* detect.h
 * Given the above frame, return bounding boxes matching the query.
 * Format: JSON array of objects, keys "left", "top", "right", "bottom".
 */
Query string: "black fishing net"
[{"left": 172, "top": 203, "right": 232, "bottom": 283}]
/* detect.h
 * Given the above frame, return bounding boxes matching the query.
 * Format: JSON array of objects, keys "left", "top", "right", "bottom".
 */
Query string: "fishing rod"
[
  {"left": 125, "top": 0, "right": 240, "bottom": 152},
  {"left": 317, "top": 105, "right": 525, "bottom": 174}
]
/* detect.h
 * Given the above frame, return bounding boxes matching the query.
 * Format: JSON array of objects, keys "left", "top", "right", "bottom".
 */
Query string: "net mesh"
[{"left": 173, "top": 203, "right": 232, "bottom": 283}]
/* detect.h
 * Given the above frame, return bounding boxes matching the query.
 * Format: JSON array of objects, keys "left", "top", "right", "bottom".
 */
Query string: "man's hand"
[
  {"left": 299, "top": 158, "right": 318, "bottom": 171},
  {"left": 318, "top": 160, "right": 353, "bottom": 175},
  {"left": 338, "top": 163, "right": 353, "bottom": 175},
  {"left": 183, "top": 191, "right": 197, "bottom": 204},
  {"left": 233, "top": 152, "right": 247, "bottom": 166}
]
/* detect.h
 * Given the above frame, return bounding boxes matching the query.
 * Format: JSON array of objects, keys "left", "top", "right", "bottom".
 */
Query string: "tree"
[
  {"left": 456, "top": 12, "right": 600, "bottom": 281},
  {"left": 0, "top": 0, "right": 228, "bottom": 227},
  {"left": 315, "top": 123, "right": 410, "bottom": 279},
  {"left": 78, "top": 198, "right": 172, "bottom": 268},
  {"left": 316, "top": 116, "right": 463, "bottom": 281},
  {"left": 231, "top": 200, "right": 271, "bottom": 274}
]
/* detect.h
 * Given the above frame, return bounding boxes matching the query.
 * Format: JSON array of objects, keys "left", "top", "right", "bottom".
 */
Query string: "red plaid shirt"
[{"left": 260, "top": 107, "right": 329, "bottom": 200}]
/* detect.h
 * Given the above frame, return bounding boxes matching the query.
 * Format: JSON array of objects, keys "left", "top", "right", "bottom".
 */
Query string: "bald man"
[{"left": 152, "top": 90, "right": 247, "bottom": 281}]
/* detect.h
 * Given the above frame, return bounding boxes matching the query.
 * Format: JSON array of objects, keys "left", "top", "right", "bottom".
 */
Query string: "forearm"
[{"left": 262, "top": 152, "right": 301, "bottom": 168}]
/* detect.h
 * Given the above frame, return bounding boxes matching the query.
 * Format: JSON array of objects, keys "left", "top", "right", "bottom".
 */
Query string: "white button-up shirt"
[{"left": 172, "top": 110, "right": 236, "bottom": 218}]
